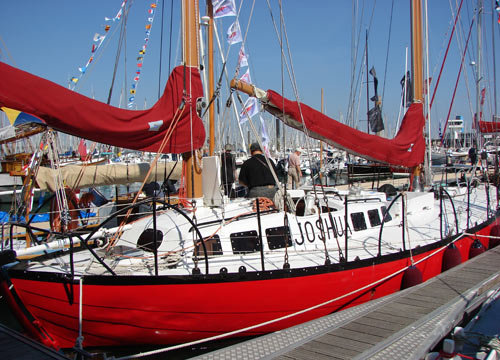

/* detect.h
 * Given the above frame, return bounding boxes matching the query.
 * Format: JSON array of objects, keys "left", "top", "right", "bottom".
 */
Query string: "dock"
[
  {"left": 333, "top": 168, "right": 483, "bottom": 192},
  {"left": 194, "top": 246, "right": 500, "bottom": 360},
  {"left": 0, "top": 323, "right": 70, "bottom": 360}
]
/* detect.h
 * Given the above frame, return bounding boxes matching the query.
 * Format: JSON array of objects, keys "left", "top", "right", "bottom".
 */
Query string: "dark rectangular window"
[
  {"left": 381, "top": 206, "right": 392, "bottom": 222},
  {"left": 350, "top": 212, "right": 367, "bottom": 231},
  {"left": 367, "top": 209, "right": 381, "bottom": 227},
  {"left": 266, "top": 226, "right": 292, "bottom": 250},
  {"left": 194, "top": 235, "right": 223, "bottom": 257},
  {"left": 230, "top": 231, "right": 260, "bottom": 254}
]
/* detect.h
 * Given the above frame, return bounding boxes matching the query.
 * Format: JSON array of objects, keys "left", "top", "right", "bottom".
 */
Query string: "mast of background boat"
[
  {"left": 492, "top": 0, "right": 499, "bottom": 197},
  {"left": 475, "top": 0, "right": 483, "bottom": 151},
  {"left": 206, "top": 0, "right": 215, "bottom": 156},
  {"left": 365, "top": 30, "right": 370, "bottom": 135},
  {"left": 320, "top": 88, "right": 324, "bottom": 184},
  {"left": 424, "top": 0, "right": 433, "bottom": 185},
  {"left": 410, "top": 0, "right": 424, "bottom": 189},
  {"left": 182, "top": 0, "right": 203, "bottom": 198}
]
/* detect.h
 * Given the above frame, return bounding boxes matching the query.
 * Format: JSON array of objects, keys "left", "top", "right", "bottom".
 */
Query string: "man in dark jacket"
[
  {"left": 238, "top": 142, "right": 277, "bottom": 199},
  {"left": 220, "top": 144, "right": 236, "bottom": 197}
]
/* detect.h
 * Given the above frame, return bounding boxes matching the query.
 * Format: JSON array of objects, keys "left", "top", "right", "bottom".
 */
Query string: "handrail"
[
  {"left": 82, "top": 198, "right": 208, "bottom": 275},
  {"left": 10, "top": 222, "right": 117, "bottom": 275},
  {"left": 345, "top": 197, "right": 383, "bottom": 204},
  {"left": 439, "top": 186, "right": 459, "bottom": 239},
  {"left": 8, "top": 198, "right": 208, "bottom": 276}
]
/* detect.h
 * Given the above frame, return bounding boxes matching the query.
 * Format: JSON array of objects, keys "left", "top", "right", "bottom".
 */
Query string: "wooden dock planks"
[{"left": 195, "top": 246, "right": 500, "bottom": 359}]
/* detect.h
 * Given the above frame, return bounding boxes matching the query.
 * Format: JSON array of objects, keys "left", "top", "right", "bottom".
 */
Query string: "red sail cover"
[
  {"left": 265, "top": 90, "right": 426, "bottom": 168},
  {"left": 479, "top": 121, "right": 500, "bottom": 133},
  {"left": 0, "top": 62, "right": 205, "bottom": 154}
]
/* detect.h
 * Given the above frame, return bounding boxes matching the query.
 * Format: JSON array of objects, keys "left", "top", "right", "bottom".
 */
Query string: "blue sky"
[{"left": 0, "top": 0, "right": 498, "bottom": 142}]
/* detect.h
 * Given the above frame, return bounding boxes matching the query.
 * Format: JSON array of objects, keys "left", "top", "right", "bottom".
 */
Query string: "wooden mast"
[
  {"left": 206, "top": 1, "right": 215, "bottom": 156},
  {"left": 410, "top": 0, "right": 424, "bottom": 189},
  {"left": 182, "top": 0, "right": 203, "bottom": 199},
  {"left": 411, "top": 0, "right": 423, "bottom": 103}
]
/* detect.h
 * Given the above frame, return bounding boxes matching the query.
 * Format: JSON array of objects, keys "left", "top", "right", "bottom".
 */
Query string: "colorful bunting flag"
[
  {"left": 127, "top": 0, "right": 159, "bottom": 108},
  {"left": 70, "top": 1, "right": 127, "bottom": 89},
  {"left": 496, "top": 1, "right": 500, "bottom": 23},
  {"left": 93, "top": 33, "right": 106, "bottom": 43},
  {"left": 105, "top": 1, "right": 126, "bottom": 22}
]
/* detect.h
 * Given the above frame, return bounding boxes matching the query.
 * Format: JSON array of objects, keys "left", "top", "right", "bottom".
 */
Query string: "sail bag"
[
  {"left": 0, "top": 62, "right": 205, "bottom": 154},
  {"left": 265, "top": 90, "right": 426, "bottom": 168}
]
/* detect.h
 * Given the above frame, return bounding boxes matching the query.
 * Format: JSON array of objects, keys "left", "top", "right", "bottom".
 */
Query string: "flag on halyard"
[
  {"left": 240, "top": 68, "right": 251, "bottom": 84},
  {"left": 227, "top": 21, "right": 242, "bottom": 45},
  {"left": 423, "top": 77, "right": 432, "bottom": 95},
  {"left": 368, "top": 105, "right": 384, "bottom": 133},
  {"left": 239, "top": 97, "right": 259, "bottom": 123},
  {"left": 259, "top": 115, "right": 270, "bottom": 156},
  {"left": 213, "top": 0, "right": 236, "bottom": 18},
  {"left": 93, "top": 33, "right": 105, "bottom": 43},
  {"left": 238, "top": 46, "right": 248, "bottom": 67},
  {"left": 400, "top": 71, "right": 413, "bottom": 107}
]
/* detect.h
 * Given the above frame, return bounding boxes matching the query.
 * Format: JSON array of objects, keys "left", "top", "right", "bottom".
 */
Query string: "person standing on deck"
[
  {"left": 220, "top": 144, "right": 236, "bottom": 197},
  {"left": 468, "top": 147, "right": 477, "bottom": 174},
  {"left": 480, "top": 150, "right": 488, "bottom": 177},
  {"left": 287, "top": 149, "right": 302, "bottom": 189},
  {"left": 238, "top": 142, "right": 277, "bottom": 199}
]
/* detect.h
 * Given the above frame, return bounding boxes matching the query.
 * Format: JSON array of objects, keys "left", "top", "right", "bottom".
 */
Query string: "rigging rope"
[
  {"left": 440, "top": 18, "right": 475, "bottom": 145},
  {"left": 380, "top": 0, "right": 395, "bottom": 114},
  {"left": 429, "top": 0, "right": 464, "bottom": 111},
  {"left": 107, "top": 101, "right": 186, "bottom": 248}
]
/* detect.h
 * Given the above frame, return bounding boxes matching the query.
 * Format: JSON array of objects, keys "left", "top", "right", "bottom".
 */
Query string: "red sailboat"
[{"left": 0, "top": 0, "right": 498, "bottom": 354}]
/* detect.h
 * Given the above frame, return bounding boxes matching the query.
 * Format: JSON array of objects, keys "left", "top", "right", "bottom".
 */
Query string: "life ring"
[{"left": 50, "top": 188, "right": 80, "bottom": 232}]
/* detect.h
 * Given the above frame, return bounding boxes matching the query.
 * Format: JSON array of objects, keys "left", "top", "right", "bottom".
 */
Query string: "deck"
[{"left": 194, "top": 246, "right": 500, "bottom": 359}]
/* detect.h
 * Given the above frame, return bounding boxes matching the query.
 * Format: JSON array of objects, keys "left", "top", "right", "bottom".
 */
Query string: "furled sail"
[
  {"left": 0, "top": 62, "right": 205, "bottom": 154},
  {"left": 35, "top": 162, "right": 181, "bottom": 192},
  {"left": 264, "top": 90, "right": 426, "bottom": 168}
]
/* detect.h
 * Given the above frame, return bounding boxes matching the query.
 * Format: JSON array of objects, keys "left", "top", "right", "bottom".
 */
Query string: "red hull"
[{"left": 1, "top": 219, "right": 497, "bottom": 350}]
